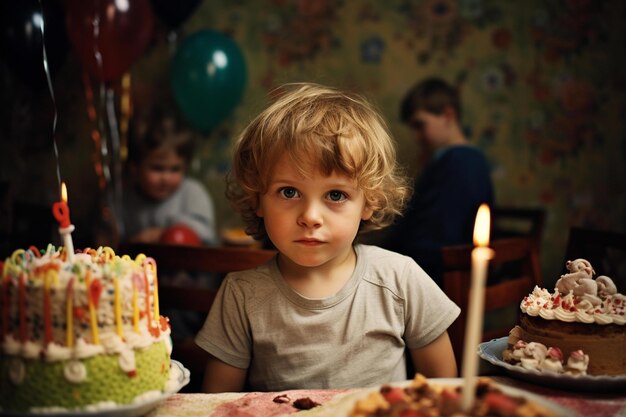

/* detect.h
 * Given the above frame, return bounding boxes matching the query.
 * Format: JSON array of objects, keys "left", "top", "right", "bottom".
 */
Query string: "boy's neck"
[{"left": 277, "top": 247, "right": 357, "bottom": 299}]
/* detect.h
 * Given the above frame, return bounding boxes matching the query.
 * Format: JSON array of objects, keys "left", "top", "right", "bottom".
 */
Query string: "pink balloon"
[{"left": 65, "top": 0, "right": 154, "bottom": 81}]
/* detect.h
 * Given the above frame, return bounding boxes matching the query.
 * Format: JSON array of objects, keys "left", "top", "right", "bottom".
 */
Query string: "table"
[{"left": 147, "top": 377, "right": 626, "bottom": 417}]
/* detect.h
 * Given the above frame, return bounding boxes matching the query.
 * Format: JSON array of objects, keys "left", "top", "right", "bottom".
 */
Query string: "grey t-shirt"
[
  {"left": 122, "top": 177, "right": 217, "bottom": 245},
  {"left": 195, "top": 244, "right": 460, "bottom": 391}
]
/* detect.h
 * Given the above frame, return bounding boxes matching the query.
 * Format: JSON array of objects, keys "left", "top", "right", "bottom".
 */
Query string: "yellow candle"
[
  {"left": 84, "top": 270, "right": 100, "bottom": 345},
  {"left": 132, "top": 279, "right": 139, "bottom": 333},
  {"left": 145, "top": 259, "right": 159, "bottom": 318},
  {"left": 114, "top": 277, "right": 123, "bottom": 337},
  {"left": 66, "top": 279, "right": 74, "bottom": 348},
  {"left": 461, "top": 204, "right": 494, "bottom": 412}
]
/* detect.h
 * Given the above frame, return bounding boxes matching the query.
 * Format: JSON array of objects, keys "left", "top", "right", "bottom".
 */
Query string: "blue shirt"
[{"left": 382, "top": 145, "right": 494, "bottom": 285}]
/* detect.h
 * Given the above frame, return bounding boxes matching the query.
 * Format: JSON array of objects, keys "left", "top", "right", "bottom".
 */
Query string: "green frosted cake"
[{"left": 0, "top": 246, "right": 173, "bottom": 413}]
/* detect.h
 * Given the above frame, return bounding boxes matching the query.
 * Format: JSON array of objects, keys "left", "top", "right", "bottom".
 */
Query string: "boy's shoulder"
[{"left": 355, "top": 244, "right": 423, "bottom": 280}]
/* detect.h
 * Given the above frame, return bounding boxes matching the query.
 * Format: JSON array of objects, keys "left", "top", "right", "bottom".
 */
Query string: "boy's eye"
[
  {"left": 279, "top": 187, "right": 299, "bottom": 199},
  {"left": 327, "top": 190, "right": 347, "bottom": 202}
]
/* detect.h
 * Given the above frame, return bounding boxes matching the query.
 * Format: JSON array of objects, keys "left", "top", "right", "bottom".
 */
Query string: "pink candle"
[{"left": 461, "top": 204, "right": 494, "bottom": 412}]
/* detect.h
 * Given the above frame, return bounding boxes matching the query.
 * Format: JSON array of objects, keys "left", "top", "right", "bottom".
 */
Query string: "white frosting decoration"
[
  {"left": 63, "top": 360, "right": 87, "bottom": 384},
  {"left": 2, "top": 335, "right": 21, "bottom": 355},
  {"left": 503, "top": 339, "right": 588, "bottom": 375},
  {"left": 132, "top": 390, "right": 162, "bottom": 405},
  {"left": 100, "top": 332, "right": 126, "bottom": 354},
  {"left": 520, "top": 259, "right": 625, "bottom": 325},
  {"left": 21, "top": 340, "right": 41, "bottom": 359},
  {"left": 84, "top": 402, "right": 118, "bottom": 412},
  {"left": 164, "top": 363, "right": 183, "bottom": 393},
  {"left": 125, "top": 329, "right": 154, "bottom": 350},
  {"left": 44, "top": 342, "right": 72, "bottom": 362},
  {"left": 118, "top": 348, "right": 136, "bottom": 373},
  {"left": 73, "top": 337, "right": 105, "bottom": 359},
  {"left": 8, "top": 358, "right": 25, "bottom": 385}
]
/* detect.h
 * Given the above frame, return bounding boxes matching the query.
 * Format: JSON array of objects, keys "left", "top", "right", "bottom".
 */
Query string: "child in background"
[
  {"left": 195, "top": 83, "right": 460, "bottom": 392},
  {"left": 122, "top": 105, "right": 218, "bottom": 245}
]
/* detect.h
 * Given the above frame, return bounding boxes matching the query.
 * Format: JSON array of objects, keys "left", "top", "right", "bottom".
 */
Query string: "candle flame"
[
  {"left": 473, "top": 204, "right": 491, "bottom": 247},
  {"left": 61, "top": 182, "right": 68, "bottom": 203}
]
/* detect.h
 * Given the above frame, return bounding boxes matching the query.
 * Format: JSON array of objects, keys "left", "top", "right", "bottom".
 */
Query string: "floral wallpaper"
[{"left": 1, "top": 0, "right": 624, "bottom": 285}]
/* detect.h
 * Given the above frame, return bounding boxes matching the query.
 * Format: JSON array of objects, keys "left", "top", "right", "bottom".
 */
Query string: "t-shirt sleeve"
[
  {"left": 402, "top": 260, "right": 461, "bottom": 349},
  {"left": 176, "top": 179, "right": 219, "bottom": 245},
  {"left": 194, "top": 275, "right": 251, "bottom": 369}
]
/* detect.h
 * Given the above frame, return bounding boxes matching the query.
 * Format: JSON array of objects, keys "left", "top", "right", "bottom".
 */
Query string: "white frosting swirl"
[
  {"left": 63, "top": 360, "right": 87, "bottom": 383},
  {"left": 8, "top": 358, "right": 25, "bottom": 385},
  {"left": 118, "top": 348, "right": 136, "bottom": 374}
]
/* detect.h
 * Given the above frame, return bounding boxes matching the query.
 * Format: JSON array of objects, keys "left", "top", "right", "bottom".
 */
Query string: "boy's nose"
[{"left": 297, "top": 201, "right": 322, "bottom": 228}]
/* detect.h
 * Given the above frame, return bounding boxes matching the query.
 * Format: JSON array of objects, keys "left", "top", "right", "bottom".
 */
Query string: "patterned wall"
[{"left": 1, "top": 0, "right": 625, "bottom": 285}]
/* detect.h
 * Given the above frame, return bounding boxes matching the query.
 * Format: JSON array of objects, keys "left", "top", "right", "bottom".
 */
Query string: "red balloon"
[
  {"left": 160, "top": 224, "right": 201, "bottom": 246},
  {"left": 65, "top": 0, "right": 154, "bottom": 81}
]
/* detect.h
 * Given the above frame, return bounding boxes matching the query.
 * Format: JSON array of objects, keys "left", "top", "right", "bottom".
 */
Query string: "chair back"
[
  {"left": 441, "top": 236, "right": 542, "bottom": 369},
  {"left": 492, "top": 206, "right": 546, "bottom": 247},
  {"left": 118, "top": 242, "right": 277, "bottom": 391},
  {"left": 563, "top": 227, "right": 626, "bottom": 291}
]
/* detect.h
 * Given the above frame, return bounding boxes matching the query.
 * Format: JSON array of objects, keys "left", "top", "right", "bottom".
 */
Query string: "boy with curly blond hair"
[{"left": 196, "top": 83, "right": 460, "bottom": 392}]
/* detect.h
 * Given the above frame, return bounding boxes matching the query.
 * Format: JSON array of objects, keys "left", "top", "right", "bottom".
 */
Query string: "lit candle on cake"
[
  {"left": 461, "top": 203, "right": 494, "bottom": 412},
  {"left": 52, "top": 182, "right": 75, "bottom": 261}
]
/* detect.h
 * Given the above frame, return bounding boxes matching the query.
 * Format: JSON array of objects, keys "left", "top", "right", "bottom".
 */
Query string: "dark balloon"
[
  {"left": 150, "top": 0, "right": 202, "bottom": 29},
  {"left": 0, "top": 0, "right": 68, "bottom": 88},
  {"left": 65, "top": 0, "right": 155, "bottom": 81},
  {"left": 171, "top": 30, "right": 247, "bottom": 133}
]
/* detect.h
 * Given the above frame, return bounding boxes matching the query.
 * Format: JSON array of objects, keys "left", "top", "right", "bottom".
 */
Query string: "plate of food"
[
  {"left": 0, "top": 360, "right": 190, "bottom": 417},
  {"left": 296, "top": 374, "right": 572, "bottom": 417},
  {"left": 479, "top": 337, "right": 626, "bottom": 392}
]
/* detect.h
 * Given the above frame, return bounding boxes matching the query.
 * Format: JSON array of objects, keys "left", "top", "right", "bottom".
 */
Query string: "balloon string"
[
  {"left": 38, "top": 0, "right": 62, "bottom": 194},
  {"left": 106, "top": 87, "right": 124, "bottom": 237}
]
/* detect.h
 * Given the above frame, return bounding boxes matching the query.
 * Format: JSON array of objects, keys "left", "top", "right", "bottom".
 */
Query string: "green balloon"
[{"left": 171, "top": 30, "right": 247, "bottom": 133}]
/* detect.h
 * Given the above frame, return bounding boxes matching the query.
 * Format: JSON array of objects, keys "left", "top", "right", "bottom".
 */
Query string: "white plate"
[
  {"left": 296, "top": 378, "right": 572, "bottom": 417},
  {"left": 0, "top": 360, "right": 190, "bottom": 417},
  {"left": 479, "top": 337, "right": 626, "bottom": 392}
]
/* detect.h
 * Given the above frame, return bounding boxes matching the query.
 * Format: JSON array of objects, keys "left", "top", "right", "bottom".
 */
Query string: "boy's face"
[
  {"left": 256, "top": 153, "right": 373, "bottom": 270},
  {"left": 409, "top": 109, "right": 453, "bottom": 152},
  {"left": 135, "top": 148, "right": 186, "bottom": 201}
]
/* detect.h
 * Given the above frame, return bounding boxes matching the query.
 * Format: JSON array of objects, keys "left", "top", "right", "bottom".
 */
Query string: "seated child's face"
[
  {"left": 136, "top": 148, "right": 186, "bottom": 201},
  {"left": 256, "top": 153, "right": 373, "bottom": 269}
]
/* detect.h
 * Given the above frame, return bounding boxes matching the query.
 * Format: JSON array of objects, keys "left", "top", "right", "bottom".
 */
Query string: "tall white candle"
[{"left": 461, "top": 204, "right": 494, "bottom": 412}]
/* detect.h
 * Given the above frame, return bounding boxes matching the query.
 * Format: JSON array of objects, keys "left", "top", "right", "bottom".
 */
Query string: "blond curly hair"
[{"left": 226, "top": 83, "right": 411, "bottom": 241}]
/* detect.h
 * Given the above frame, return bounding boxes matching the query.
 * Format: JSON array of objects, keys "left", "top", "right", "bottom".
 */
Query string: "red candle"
[
  {"left": 52, "top": 182, "right": 71, "bottom": 228},
  {"left": 19, "top": 273, "right": 27, "bottom": 342}
]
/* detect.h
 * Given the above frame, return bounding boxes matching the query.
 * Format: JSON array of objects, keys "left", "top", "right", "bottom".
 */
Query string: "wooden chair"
[
  {"left": 441, "top": 236, "right": 542, "bottom": 370},
  {"left": 563, "top": 227, "right": 626, "bottom": 290},
  {"left": 119, "top": 242, "right": 277, "bottom": 392},
  {"left": 492, "top": 206, "right": 546, "bottom": 247}
]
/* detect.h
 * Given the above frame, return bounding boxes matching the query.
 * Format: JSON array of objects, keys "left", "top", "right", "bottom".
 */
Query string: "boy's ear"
[
  {"left": 361, "top": 205, "right": 374, "bottom": 221},
  {"left": 443, "top": 106, "right": 458, "bottom": 123}
]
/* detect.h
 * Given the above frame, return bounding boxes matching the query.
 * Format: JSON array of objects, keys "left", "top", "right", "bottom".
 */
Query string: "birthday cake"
[
  {"left": 0, "top": 245, "right": 173, "bottom": 413},
  {"left": 504, "top": 259, "right": 626, "bottom": 376}
]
